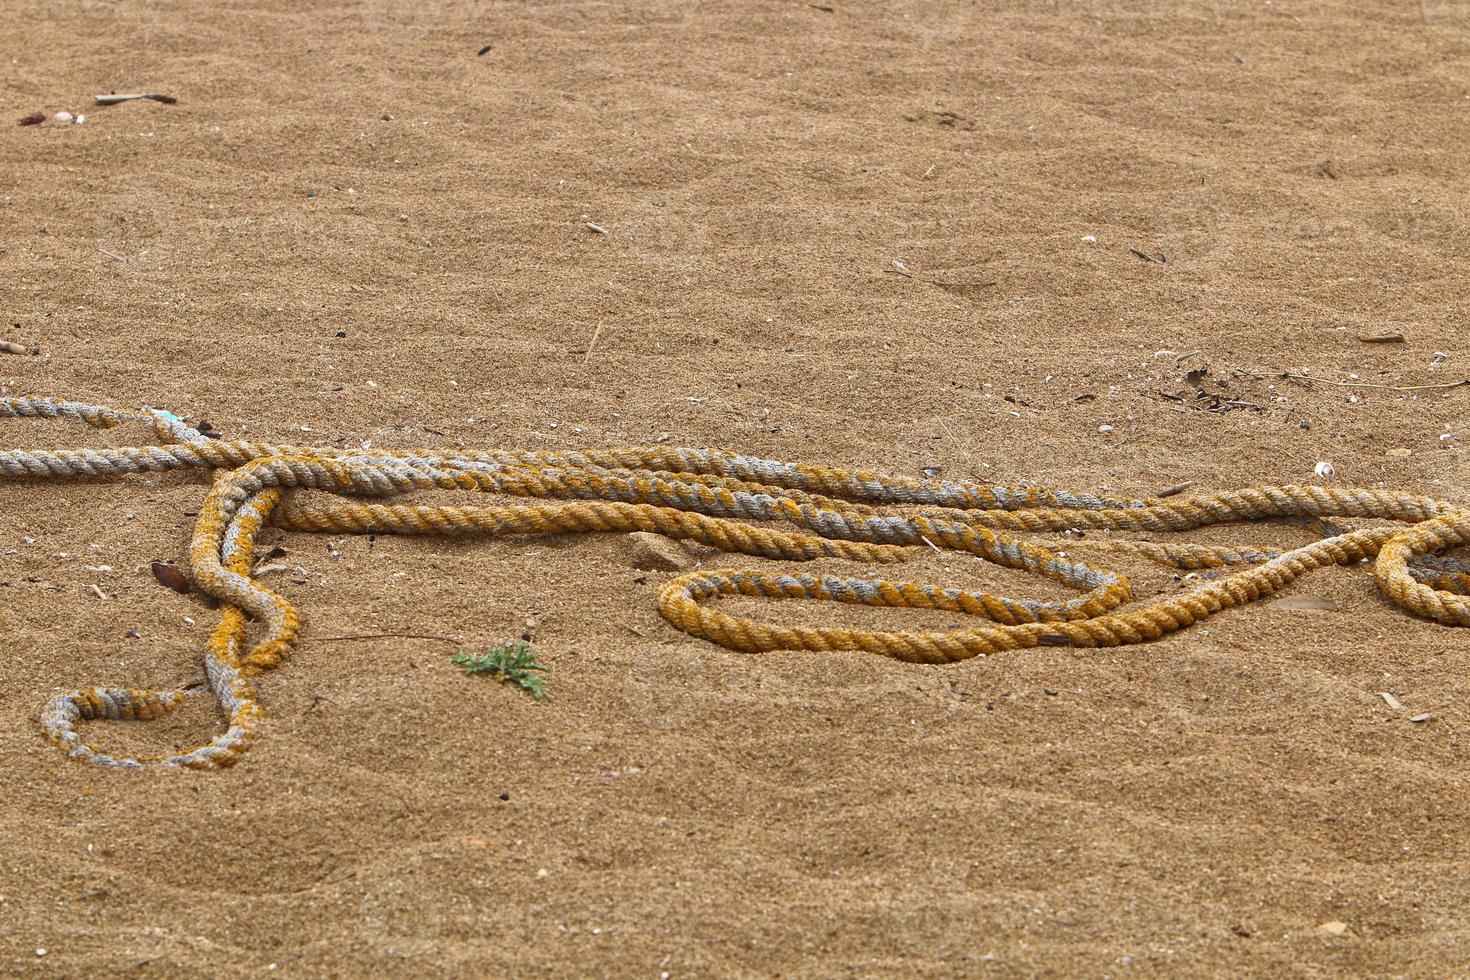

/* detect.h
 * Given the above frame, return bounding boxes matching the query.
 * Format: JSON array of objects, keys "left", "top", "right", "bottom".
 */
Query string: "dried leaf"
[
  {"left": 1358, "top": 332, "right": 1405, "bottom": 344},
  {"left": 150, "top": 561, "right": 192, "bottom": 595},
  {"left": 1409, "top": 713, "right": 1433, "bottom": 723},
  {"left": 1317, "top": 921, "right": 1349, "bottom": 936},
  {"left": 1379, "top": 692, "right": 1404, "bottom": 711}
]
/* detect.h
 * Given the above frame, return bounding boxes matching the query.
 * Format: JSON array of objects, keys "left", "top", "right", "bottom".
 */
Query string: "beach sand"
[{"left": 3, "top": 0, "right": 1470, "bottom": 973}]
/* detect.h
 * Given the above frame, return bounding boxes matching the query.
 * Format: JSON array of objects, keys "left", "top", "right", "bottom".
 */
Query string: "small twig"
[
  {"left": 1154, "top": 481, "right": 1194, "bottom": 498},
  {"left": 315, "top": 631, "right": 462, "bottom": 644},
  {"left": 1282, "top": 372, "right": 1470, "bottom": 393},
  {"left": 584, "top": 322, "right": 603, "bottom": 363},
  {"left": 1381, "top": 126, "right": 1398, "bottom": 150},
  {"left": 308, "top": 693, "right": 341, "bottom": 712},
  {"left": 918, "top": 535, "right": 942, "bottom": 554},
  {"left": 99, "top": 249, "right": 125, "bottom": 262},
  {"left": 94, "top": 92, "right": 177, "bottom": 105},
  {"left": 584, "top": 221, "right": 607, "bottom": 235}
]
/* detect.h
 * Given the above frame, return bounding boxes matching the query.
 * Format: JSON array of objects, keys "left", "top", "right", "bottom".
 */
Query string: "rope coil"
[{"left": 5, "top": 395, "right": 1468, "bottom": 769}]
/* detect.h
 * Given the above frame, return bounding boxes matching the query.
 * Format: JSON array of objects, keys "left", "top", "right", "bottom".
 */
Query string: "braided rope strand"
[{"left": 6, "top": 395, "right": 1470, "bottom": 769}]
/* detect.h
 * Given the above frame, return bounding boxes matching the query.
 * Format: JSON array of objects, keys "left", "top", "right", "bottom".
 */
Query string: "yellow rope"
[{"left": 6, "top": 396, "right": 1469, "bottom": 769}]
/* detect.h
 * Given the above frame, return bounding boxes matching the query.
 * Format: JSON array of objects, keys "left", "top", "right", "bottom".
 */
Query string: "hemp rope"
[{"left": 5, "top": 395, "right": 1469, "bottom": 770}]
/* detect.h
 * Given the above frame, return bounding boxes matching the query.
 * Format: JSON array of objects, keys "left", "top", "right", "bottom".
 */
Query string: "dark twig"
[
  {"left": 316, "top": 631, "right": 462, "bottom": 644},
  {"left": 94, "top": 93, "right": 177, "bottom": 106}
]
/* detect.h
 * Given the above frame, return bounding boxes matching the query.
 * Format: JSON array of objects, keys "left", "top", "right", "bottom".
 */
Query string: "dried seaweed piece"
[{"left": 150, "top": 561, "right": 192, "bottom": 595}]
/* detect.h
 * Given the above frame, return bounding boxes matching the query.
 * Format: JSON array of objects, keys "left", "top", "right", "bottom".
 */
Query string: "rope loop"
[{"left": 5, "top": 395, "right": 1469, "bottom": 769}]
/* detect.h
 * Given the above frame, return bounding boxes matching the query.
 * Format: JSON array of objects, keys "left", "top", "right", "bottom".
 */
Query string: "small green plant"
[{"left": 451, "top": 642, "right": 549, "bottom": 700}]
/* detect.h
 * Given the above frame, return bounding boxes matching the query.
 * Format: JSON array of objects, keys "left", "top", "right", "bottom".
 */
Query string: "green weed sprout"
[{"left": 451, "top": 642, "right": 549, "bottom": 700}]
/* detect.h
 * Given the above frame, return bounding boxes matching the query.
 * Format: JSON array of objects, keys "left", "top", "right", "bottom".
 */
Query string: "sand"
[{"left": 3, "top": 0, "right": 1470, "bottom": 974}]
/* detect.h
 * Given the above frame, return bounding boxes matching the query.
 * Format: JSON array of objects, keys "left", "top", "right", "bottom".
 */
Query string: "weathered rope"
[{"left": 6, "top": 395, "right": 1470, "bottom": 769}]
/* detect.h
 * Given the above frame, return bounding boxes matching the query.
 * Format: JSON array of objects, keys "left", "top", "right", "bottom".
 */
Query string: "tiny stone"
[{"left": 1386, "top": 448, "right": 1412, "bottom": 458}]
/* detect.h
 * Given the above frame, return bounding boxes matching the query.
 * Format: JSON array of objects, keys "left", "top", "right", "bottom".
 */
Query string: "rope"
[{"left": 6, "top": 395, "right": 1470, "bottom": 769}]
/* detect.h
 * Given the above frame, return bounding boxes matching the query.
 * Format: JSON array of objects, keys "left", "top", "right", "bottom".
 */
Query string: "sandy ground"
[{"left": 4, "top": 0, "right": 1470, "bottom": 974}]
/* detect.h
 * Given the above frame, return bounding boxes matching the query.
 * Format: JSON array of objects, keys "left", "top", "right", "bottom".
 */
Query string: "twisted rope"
[{"left": 7, "top": 396, "right": 1470, "bottom": 769}]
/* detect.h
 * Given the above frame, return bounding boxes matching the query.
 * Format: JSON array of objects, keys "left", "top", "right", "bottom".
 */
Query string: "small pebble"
[
  {"left": 625, "top": 532, "right": 691, "bottom": 572},
  {"left": 1081, "top": 235, "right": 1097, "bottom": 243},
  {"left": 53, "top": 111, "right": 72, "bottom": 124},
  {"left": 1098, "top": 424, "right": 1114, "bottom": 434}
]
